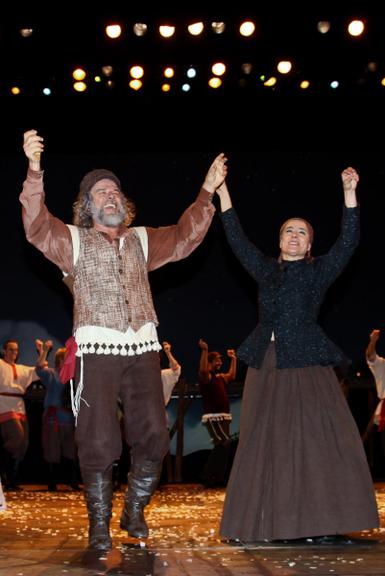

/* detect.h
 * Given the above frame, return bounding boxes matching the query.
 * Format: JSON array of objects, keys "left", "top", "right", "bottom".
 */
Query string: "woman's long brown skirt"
[{"left": 220, "top": 343, "right": 380, "bottom": 541}]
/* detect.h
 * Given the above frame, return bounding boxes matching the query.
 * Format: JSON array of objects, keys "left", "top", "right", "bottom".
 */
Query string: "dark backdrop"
[{"left": 1, "top": 89, "right": 385, "bottom": 383}]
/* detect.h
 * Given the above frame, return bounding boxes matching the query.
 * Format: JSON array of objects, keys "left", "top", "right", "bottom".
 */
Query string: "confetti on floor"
[{"left": 0, "top": 482, "right": 384, "bottom": 575}]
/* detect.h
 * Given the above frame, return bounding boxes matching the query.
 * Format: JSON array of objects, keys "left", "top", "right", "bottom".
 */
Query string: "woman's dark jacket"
[{"left": 220, "top": 206, "right": 359, "bottom": 369}]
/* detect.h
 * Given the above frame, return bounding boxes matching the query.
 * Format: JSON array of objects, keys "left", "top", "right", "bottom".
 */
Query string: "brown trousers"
[
  {"left": 0, "top": 418, "right": 29, "bottom": 461},
  {"left": 74, "top": 350, "right": 169, "bottom": 474}
]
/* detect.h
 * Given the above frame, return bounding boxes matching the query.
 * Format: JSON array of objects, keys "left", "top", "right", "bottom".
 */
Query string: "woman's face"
[{"left": 279, "top": 218, "right": 312, "bottom": 261}]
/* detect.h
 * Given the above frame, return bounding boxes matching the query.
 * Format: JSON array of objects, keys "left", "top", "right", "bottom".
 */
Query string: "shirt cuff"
[{"left": 27, "top": 167, "right": 44, "bottom": 180}]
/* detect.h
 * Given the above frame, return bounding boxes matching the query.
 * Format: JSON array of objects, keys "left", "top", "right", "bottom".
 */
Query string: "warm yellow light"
[
  {"left": 11, "top": 86, "right": 21, "bottom": 95},
  {"left": 208, "top": 77, "right": 222, "bottom": 89},
  {"left": 348, "top": 19, "right": 365, "bottom": 37},
  {"left": 300, "top": 80, "right": 310, "bottom": 89},
  {"left": 73, "top": 68, "right": 86, "bottom": 81},
  {"left": 129, "top": 79, "right": 143, "bottom": 90},
  {"left": 188, "top": 22, "right": 204, "bottom": 36},
  {"left": 239, "top": 21, "right": 255, "bottom": 37},
  {"left": 106, "top": 24, "right": 122, "bottom": 39},
  {"left": 162, "top": 83, "right": 171, "bottom": 92},
  {"left": 130, "top": 66, "right": 144, "bottom": 79},
  {"left": 73, "top": 81, "right": 87, "bottom": 92},
  {"left": 164, "top": 67, "right": 175, "bottom": 78},
  {"left": 381, "top": 78, "right": 385, "bottom": 87},
  {"left": 212, "top": 62, "right": 226, "bottom": 76},
  {"left": 159, "top": 25, "right": 175, "bottom": 38},
  {"left": 264, "top": 77, "right": 277, "bottom": 87},
  {"left": 277, "top": 61, "right": 292, "bottom": 74}
]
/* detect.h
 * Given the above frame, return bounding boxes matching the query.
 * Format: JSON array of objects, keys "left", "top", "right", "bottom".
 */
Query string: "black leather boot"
[
  {"left": 3, "top": 455, "right": 22, "bottom": 491},
  {"left": 120, "top": 460, "right": 161, "bottom": 538},
  {"left": 82, "top": 469, "right": 113, "bottom": 551}
]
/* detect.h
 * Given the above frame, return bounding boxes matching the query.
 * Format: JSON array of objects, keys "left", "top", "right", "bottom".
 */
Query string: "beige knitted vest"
[{"left": 73, "top": 227, "right": 158, "bottom": 332}]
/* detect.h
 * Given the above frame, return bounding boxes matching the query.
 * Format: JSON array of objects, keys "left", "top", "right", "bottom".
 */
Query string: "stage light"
[
  {"left": 164, "top": 67, "right": 175, "bottom": 78},
  {"left": 72, "top": 68, "right": 86, "bottom": 81},
  {"left": 129, "top": 79, "right": 142, "bottom": 90},
  {"left": 367, "top": 62, "right": 378, "bottom": 72},
  {"left": 19, "top": 28, "right": 33, "bottom": 38},
  {"left": 211, "top": 21, "right": 226, "bottom": 34},
  {"left": 162, "top": 83, "right": 171, "bottom": 92},
  {"left": 241, "top": 63, "right": 253, "bottom": 75},
  {"left": 11, "top": 86, "right": 21, "bottom": 95},
  {"left": 101, "top": 66, "right": 113, "bottom": 77},
  {"left": 212, "top": 62, "right": 226, "bottom": 76},
  {"left": 133, "top": 23, "right": 147, "bottom": 37},
  {"left": 317, "top": 21, "right": 331, "bottom": 34},
  {"left": 208, "top": 77, "right": 222, "bottom": 89},
  {"left": 181, "top": 83, "right": 191, "bottom": 92},
  {"left": 330, "top": 80, "right": 339, "bottom": 89},
  {"left": 159, "top": 25, "right": 175, "bottom": 38},
  {"left": 42, "top": 87, "right": 52, "bottom": 95},
  {"left": 239, "top": 21, "right": 256, "bottom": 37},
  {"left": 188, "top": 22, "right": 204, "bottom": 36},
  {"left": 277, "top": 60, "right": 292, "bottom": 74},
  {"left": 264, "top": 77, "right": 277, "bottom": 87},
  {"left": 105, "top": 24, "right": 122, "bottom": 39},
  {"left": 186, "top": 67, "right": 197, "bottom": 78},
  {"left": 73, "top": 81, "right": 87, "bottom": 92},
  {"left": 347, "top": 19, "right": 365, "bottom": 37},
  {"left": 130, "top": 66, "right": 144, "bottom": 79},
  {"left": 300, "top": 80, "right": 310, "bottom": 90}
]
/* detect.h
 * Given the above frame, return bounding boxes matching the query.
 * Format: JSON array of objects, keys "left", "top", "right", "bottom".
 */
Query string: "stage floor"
[{"left": 0, "top": 483, "right": 385, "bottom": 576}]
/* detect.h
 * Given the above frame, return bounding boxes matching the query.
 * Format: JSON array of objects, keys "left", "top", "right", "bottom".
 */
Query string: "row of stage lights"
[
  {"left": 17, "top": 17, "right": 367, "bottom": 40},
  {"left": 7, "top": 59, "right": 385, "bottom": 97},
  {"left": 5, "top": 16, "right": 382, "bottom": 97}
]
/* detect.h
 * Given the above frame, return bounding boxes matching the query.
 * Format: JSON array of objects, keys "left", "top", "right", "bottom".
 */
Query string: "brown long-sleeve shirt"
[{"left": 20, "top": 168, "right": 216, "bottom": 276}]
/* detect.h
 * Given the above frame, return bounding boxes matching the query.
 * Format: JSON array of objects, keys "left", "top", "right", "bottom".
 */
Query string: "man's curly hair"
[{"left": 72, "top": 168, "right": 136, "bottom": 228}]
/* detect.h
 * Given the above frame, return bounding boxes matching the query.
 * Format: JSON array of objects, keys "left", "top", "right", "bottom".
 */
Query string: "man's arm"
[
  {"left": 366, "top": 329, "right": 380, "bottom": 363},
  {"left": 146, "top": 153, "right": 227, "bottom": 270},
  {"left": 36, "top": 340, "right": 53, "bottom": 370},
  {"left": 19, "top": 130, "right": 74, "bottom": 274},
  {"left": 162, "top": 342, "right": 180, "bottom": 372},
  {"left": 198, "top": 339, "right": 210, "bottom": 384},
  {"left": 222, "top": 349, "right": 237, "bottom": 384}
]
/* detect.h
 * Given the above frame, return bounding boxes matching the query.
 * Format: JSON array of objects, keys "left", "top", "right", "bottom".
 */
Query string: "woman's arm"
[
  {"left": 216, "top": 181, "right": 268, "bottom": 282},
  {"left": 341, "top": 166, "right": 358, "bottom": 208},
  {"left": 216, "top": 181, "right": 233, "bottom": 212}
]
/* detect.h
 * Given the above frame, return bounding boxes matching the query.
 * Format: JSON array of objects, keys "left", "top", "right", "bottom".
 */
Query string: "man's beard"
[{"left": 91, "top": 203, "right": 126, "bottom": 227}]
